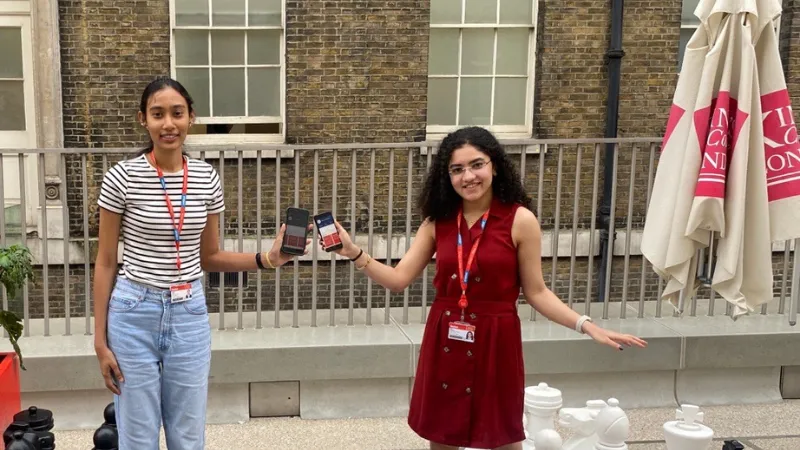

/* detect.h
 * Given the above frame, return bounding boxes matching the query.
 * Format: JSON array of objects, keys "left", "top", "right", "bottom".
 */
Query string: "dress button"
[
  {"left": 445, "top": 310, "right": 451, "bottom": 316},
  {"left": 451, "top": 273, "right": 457, "bottom": 279},
  {"left": 475, "top": 277, "right": 481, "bottom": 282},
  {"left": 466, "top": 387, "right": 472, "bottom": 394},
  {"left": 443, "top": 347, "right": 450, "bottom": 353},
  {"left": 470, "top": 313, "right": 477, "bottom": 320},
  {"left": 467, "top": 350, "right": 473, "bottom": 357},
  {"left": 442, "top": 383, "right": 448, "bottom": 389}
]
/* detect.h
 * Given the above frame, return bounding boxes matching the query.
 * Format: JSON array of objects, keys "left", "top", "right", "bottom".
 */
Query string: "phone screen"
[
  {"left": 283, "top": 224, "right": 307, "bottom": 251},
  {"left": 316, "top": 214, "right": 342, "bottom": 249}
]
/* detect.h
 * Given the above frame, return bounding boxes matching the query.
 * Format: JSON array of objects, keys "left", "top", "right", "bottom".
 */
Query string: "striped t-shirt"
[{"left": 97, "top": 153, "right": 226, "bottom": 288}]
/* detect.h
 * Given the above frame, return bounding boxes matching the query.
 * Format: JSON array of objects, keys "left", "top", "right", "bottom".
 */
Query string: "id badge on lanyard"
[
  {"left": 150, "top": 153, "right": 192, "bottom": 304},
  {"left": 447, "top": 208, "right": 489, "bottom": 344}
]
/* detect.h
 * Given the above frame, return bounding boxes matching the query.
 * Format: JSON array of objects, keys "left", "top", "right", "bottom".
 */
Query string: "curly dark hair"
[{"left": 419, "top": 126, "right": 533, "bottom": 221}]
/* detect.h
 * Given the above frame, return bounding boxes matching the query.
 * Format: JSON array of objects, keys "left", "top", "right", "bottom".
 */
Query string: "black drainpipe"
[{"left": 597, "top": 0, "right": 625, "bottom": 303}]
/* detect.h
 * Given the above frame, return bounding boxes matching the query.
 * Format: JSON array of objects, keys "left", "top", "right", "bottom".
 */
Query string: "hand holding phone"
[
  {"left": 270, "top": 207, "right": 311, "bottom": 263},
  {"left": 314, "top": 212, "right": 344, "bottom": 252}
]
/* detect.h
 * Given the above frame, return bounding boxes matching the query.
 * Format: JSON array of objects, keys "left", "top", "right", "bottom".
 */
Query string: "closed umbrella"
[
  {"left": 641, "top": 0, "right": 730, "bottom": 311},
  {"left": 643, "top": 0, "right": 796, "bottom": 320},
  {"left": 754, "top": 0, "right": 800, "bottom": 324}
]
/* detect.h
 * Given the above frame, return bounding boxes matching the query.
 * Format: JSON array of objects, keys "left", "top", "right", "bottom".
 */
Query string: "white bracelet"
[{"left": 575, "top": 315, "right": 592, "bottom": 334}]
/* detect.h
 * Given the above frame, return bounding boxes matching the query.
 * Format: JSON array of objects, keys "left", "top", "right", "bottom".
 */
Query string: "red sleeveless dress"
[{"left": 408, "top": 198, "right": 525, "bottom": 448}]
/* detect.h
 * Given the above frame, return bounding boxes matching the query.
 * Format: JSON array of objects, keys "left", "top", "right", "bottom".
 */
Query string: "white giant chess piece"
[
  {"left": 592, "top": 398, "right": 629, "bottom": 450},
  {"left": 663, "top": 405, "right": 714, "bottom": 450},
  {"left": 534, "top": 429, "right": 564, "bottom": 450},
  {"left": 522, "top": 383, "right": 564, "bottom": 450},
  {"left": 559, "top": 399, "right": 608, "bottom": 450}
]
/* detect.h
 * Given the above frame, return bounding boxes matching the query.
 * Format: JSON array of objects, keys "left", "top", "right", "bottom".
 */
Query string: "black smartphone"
[
  {"left": 314, "top": 212, "right": 343, "bottom": 252},
  {"left": 280, "top": 207, "right": 310, "bottom": 256}
]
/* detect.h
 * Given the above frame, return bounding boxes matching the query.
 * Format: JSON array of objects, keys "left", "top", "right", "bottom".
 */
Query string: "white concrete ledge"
[{"left": 4, "top": 299, "right": 800, "bottom": 429}]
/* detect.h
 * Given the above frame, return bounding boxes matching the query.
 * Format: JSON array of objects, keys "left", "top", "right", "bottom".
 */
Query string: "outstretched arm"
[
  {"left": 514, "top": 207, "right": 647, "bottom": 351},
  {"left": 200, "top": 214, "right": 311, "bottom": 272},
  {"left": 331, "top": 219, "right": 436, "bottom": 293}
]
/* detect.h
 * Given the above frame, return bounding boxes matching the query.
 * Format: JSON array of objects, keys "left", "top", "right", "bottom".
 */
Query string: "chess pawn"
[
  {"left": 593, "top": 398, "right": 629, "bottom": 450},
  {"left": 523, "top": 383, "right": 563, "bottom": 450},
  {"left": 534, "top": 429, "right": 563, "bottom": 450},
  {"left": 663, "top": 405, "right": 713, "bottom": 450}
]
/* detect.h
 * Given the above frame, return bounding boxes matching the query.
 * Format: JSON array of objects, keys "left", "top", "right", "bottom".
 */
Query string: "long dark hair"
[
  {"left": 136, "top": 76, "right": 195, "bottom": 156},
  {"left": 418, "top": 126, "right": 533, "bottom": 221}
]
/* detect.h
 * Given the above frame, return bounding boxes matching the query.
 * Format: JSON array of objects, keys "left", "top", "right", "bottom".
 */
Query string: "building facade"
[{"left": 1, "top": 0, "right": 798, "bottom": 318}]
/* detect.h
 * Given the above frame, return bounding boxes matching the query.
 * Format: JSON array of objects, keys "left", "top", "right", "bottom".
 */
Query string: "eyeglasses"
[{"left": 448, "top": 159, "right": 491, "bottom": 176}]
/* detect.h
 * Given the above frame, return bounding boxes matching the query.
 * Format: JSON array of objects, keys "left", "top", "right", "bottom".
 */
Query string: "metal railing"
[{"left": 1, "top": 137, "right": 797, "bottom": 338}]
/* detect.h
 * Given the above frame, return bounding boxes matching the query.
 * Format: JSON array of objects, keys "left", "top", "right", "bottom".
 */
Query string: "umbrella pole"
[{"left": 789, "top": 238, "right": 800, "bottom": 326}]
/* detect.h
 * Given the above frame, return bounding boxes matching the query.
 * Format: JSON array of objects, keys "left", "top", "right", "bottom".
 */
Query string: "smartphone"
[
  {"left": 314, "top": 212, "right": 343, "bottom": 252},
  {"left": 280, "top": 207, "right": 310, "bottom": 256}
]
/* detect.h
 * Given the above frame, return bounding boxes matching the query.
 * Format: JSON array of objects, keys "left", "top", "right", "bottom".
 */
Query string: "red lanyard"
[
  {"left": 149, "top": 153, "right": 189, "bottom": 271},
  {"left": 456, "top": 208, "right": 490, "bottom": 317}
]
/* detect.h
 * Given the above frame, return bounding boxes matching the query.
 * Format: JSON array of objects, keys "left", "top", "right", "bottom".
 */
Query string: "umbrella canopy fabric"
[
  {"left": 641, "top": 1, "right": 730, "bottom": 309},
  {"left": 643, "top": 0, "right": 792, "bottom": 319}
]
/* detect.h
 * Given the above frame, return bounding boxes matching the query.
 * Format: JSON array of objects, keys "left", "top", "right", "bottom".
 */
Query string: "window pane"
[
  {"left": 248, "top": 68, "right": 280, "bottom": 116},
  {"left": 249, "top": 0, "right": 281, "bottom": 26},
  {"left": 176, "top": 68, "right": 210, "bottom": 117},
  {"left": 499, "top": 0, "right": 532, "bottom": 24},
  {"left": 212, "top": 68, "right": 245, "bottom": 116},
  {"left": 493, "top": 77, "right": 527, "bottom": 125},
  {"left": 682, "top": 0, "right": 700, "bottom": 24},
  {"left": 213, "top": 0, "right": 246, "bottom": 26},
  {"left": 465, "top": 0, "right": 496, "bottom": 23},
  {"left": 211, "top": 30, "right": 245, "bottom": 65},
  {"left": 247, "top": 30, "right": 280, "bottom": 65},
  {"left": 427, "top": 78, "right": 457, "bottom": 125},
  {"left": 0, "top": 28, "right": 23, "bottom": 79},
  {"left": 461, "top": 29, "right": 494, "bottom": 75},
  {"left": 429, "top": 29, "right": 459, "bottom": 76},
  {"left": 431, "top": 0, "right": 461, "bottom": 24},
  {"left": 496, "top": 28, "right": 528, "bottom": 75},
  {"left": 459, "top": 77, "right": 491, "bottom": 125},
  {"left": 175, "top": 30, "right": 208, "bottom": 66},
  {"left": 175, "top": 0, "right": 209, "bottom": 26},
  {"left": 0, "top": 80, "right": 25, "bottom": 131}
]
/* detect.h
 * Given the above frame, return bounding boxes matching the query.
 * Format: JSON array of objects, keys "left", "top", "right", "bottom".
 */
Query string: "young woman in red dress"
[{"left": 328, "top": 126, "right": 648, "bottom": 450}]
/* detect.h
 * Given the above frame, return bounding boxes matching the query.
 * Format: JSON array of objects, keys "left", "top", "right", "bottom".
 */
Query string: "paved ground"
[{"left": 51, "top": 400, "right": 800, "bottom": 449}]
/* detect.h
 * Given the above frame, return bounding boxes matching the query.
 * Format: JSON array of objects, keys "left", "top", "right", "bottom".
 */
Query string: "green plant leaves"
[
  {"left": 0, "top": 310, "right": 24, "bottom": 370},
  {"left": 0, "top": 245, "right": 33, "bottom": 299},
  {"left": 0, "top": 244, "right": 32, "bottom": 371}
]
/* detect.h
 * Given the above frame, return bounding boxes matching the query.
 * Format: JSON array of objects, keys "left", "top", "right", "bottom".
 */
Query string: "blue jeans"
[{"left": 107, "top": 277, "right": 211, "bottom": 450}]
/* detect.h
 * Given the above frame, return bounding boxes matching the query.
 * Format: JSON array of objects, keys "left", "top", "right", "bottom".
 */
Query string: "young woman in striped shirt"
[{"left": 93, "top": 77, "right": 308, "bottom": 450}]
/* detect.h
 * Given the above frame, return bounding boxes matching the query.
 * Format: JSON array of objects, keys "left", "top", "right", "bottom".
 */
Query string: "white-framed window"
[
  {"left": 0, "top": 3, "right": 41, "bottom": 231},
  {"left": 169, "top": 0, "right": 285, "bottom": 145},
  {"left": 426, "top": 0, "right": 537, "bottom": 139}
]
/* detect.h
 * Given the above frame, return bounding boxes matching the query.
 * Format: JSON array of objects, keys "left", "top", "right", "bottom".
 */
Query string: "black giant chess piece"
[
  {"left": 4, "top": 431, "right": 38, "bottom": 450},
  {"left": 91, "top": 402, "right": 118, "bottom": 450},
  {"left": 3, "top": 406, "right": 55, "bottom": 450},
  {"left": 722, "top": 440, "right": 744, "bottom": 450}
]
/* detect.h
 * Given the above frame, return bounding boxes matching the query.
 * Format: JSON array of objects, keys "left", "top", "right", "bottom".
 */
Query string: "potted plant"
[{"left": 0, "top": 244, "right": 32, "bottom": 431}]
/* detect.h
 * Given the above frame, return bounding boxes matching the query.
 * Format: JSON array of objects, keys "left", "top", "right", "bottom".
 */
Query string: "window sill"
[{"left": 185, "top": 134, "right": 293, "bottom": 160}]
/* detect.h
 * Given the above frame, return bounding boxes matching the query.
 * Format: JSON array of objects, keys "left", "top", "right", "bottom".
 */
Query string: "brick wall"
[
  {"left": 284, "top": 0, "right": 429, "bottom": 144},
  {"left": 32, "top": 0, "right": 798, "bottom": 322},
  {"left": 59, "top": 0, "right": 171, "bottom": 238}
]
